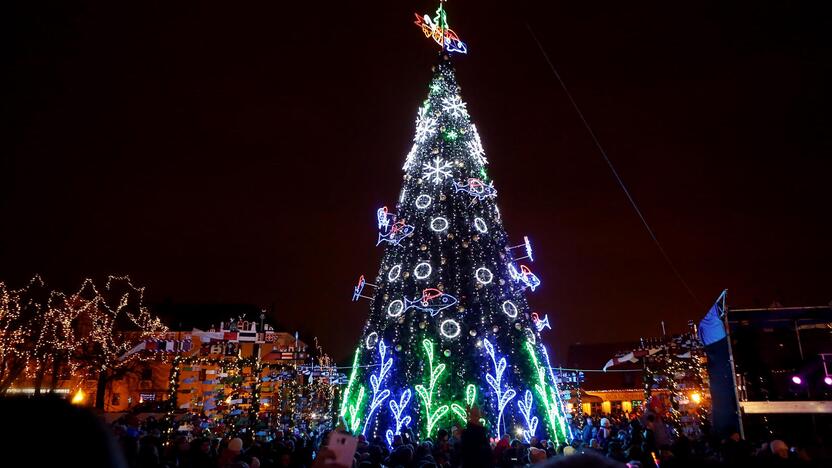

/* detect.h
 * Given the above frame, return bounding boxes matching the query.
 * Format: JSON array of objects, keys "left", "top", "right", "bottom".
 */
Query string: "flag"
[
  {"left": 238, "top": 331, "right": 257, "bottom": 342},
  {"left": 699, "top": 290, "right": 727, "bottom": 346},
  {"left": 602, "top": 347, "right": 662, "bottom": 371}
]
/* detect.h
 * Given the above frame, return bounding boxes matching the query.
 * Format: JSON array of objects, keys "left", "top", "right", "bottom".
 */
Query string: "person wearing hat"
[{"left": 218, "top": 437, "right": 244, "bottom": 467}]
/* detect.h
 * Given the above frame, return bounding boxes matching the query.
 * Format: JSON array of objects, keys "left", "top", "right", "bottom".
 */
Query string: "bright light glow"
[
  {"left": 422, "top": 157, "right": 453, "bottom": 184},
  {"left": 690, "top": 392, "right": 702, "bottom": 404},
  {"left": 414, "top": 262, "right": 432, "bottom": 279},
  {"left": 405, "top": 289, "right": 458, "bottom": 316},
  {"left": 352, "top": 275, "right": 366, "bottom": 302},
  {"left": 524, "top": 236, "right": 534, "bottom": 262},
  {"left": 414, "top": 107, "right": 437, "bottom": 143},
  {"left": 377, "top": 220, "right": 415, "bottom": 246},
  {"left": 483, "top": 339, "right": 517, "bottom": 437},
  {"left": 386, "top": 389, "right": 412, "bottom": 447},
  {"left": 824, "top": 376, "right": 832, "bottom": 386},
  {"left": 467, "top": 125, "right": 488, "bottom": 166},
  {"left": 531, "top": 313, "right": 551, "bottom": 332},
  {"left": 415, "top": 194, "right": 432, "bottom": 209},
  {"left": 453, "top": 178, "right": 497, "bottom": 200},
  {"left": 442, "top": 95, "right": 467, "bottom": 117},
  {"left": 363, "top": 340, "right": 392, "bottom": 435},
  {"left": 365, "top": 332, "right": 379, "bottom": 350},
  {"left": 377, "top": 206, "right": 395, "bottom": 229},
  {"left": 71, "top": 389, "right": 85, "bottom": 405},
  {"left": 474, "top": 217, "right": 488, "bottom": 233},
  {"left": 413, "top": 4, "right": 467, "bottom": 54},
  {"left": 403, "top": 143, "right": 419, "bottom": 171},
  {"left": 388, "top": 264, "right": 402, "bottom": 281},
  {"left": 502, "top": 300, "right": 518, "bottom": 318},
  {"left": 475, "top": 267, "right": 493, "bottom": 284},
  {"left": 387, "top": 300, "right": 404, "bottom": 317},
  {"left": 430, "top": 217, "right": 449, "bottom": 232},
  {"left": 791, "top": 375, "right": 803, "bottom": 385},
  {"left": 440, "top": 319, "right": 461, "bottom": 338}
]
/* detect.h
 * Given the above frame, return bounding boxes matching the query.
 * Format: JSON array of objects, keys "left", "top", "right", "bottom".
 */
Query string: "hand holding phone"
[{"left": 318, "top": 431, "right": 357, "bottom": 467}]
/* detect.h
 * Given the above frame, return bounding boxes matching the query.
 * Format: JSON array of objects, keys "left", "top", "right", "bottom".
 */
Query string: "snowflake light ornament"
[
  {"left": 422, "top": 157, "right": 453, "bottom": 185},
  {"left": 441, "top": 95, "right": 468, "bottom": 118},
  {"left": 414, "top": 107, "right": 437, "bottom": 143},
  {"left": 467, "top": 125, "right": 488, "bottom": 166},
  {"left": 403, "top": 143, "right": 419, "bottom": 171}
]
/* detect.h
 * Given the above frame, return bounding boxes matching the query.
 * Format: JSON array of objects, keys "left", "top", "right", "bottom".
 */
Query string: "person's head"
[
  {"left": 529, "top": 447, "right": 547, "bottom": 464},
  {"left": 530, "top": 436, "right": 540, "bottom": 447},
  {"left": 437, "top": 428, "right": 448, "bottom": 442},
  {"left": 770, "top": 440, "right": 789, "bottom": 459},
  {"left": 589, "top": 439, "right": 600, "bottom": 449},
  {"left": 228, "top": 437, "right": 244, "bottom": 453},
  {"left": 600, "top": 418, "right": 609, "bottom": 428},
  {"left": 729, "top": 432, "right": 741, "bottom": 443},
  {"left": 563, "top": 446, "right": 576, "bottom": 456},
  {"left": 198, "top": 438, "right": 211, "bottom": 453}
]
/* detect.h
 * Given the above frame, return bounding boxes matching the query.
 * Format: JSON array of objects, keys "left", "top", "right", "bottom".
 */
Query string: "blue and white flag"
[{"left": 699, "top": 290, "right": 727, "bottom": 346}]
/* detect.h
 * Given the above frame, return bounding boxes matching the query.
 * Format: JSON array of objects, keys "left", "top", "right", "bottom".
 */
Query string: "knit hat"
[
  {"left": 529, "top": 447, "right": 547, "bottom": 464},
  {"left": 228, "top": 437, "right": 243, "bottom": 452}
]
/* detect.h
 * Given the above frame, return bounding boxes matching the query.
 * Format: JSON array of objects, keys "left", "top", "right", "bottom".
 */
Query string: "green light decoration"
[
  {"left": 443, "top": 130, "right": 458, "bottom": 141},
  {"left": 340, "top": 346, "right": 364, "bottom": 433},
  {"left": 466, "top": 383, "right": 477, "bottom": 407},
  {"left": 415, "top": 338, "right": 450, "bottom": 437},
  {"left": 525, "top": 340, "right": 565, "bottom": 444},
  {"left": 348, "top": 386, "right": 366, "bottom": 433},
  {"left": 450, "top": 403, "right": 467, "bottom": 423}
]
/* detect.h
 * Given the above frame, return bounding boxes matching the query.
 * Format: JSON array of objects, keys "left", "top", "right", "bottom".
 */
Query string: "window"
[
  {"left": 141, "top": 368, "right": 153, "bottom": 381},
  {"left": 111, "top": 393, "right": 121, "bottom": 406},
  {"left": 590, "top": 402, "right": 602, "bottom": 415},
  {"left": 611, "top": 401, "right": 623, "bottom": 413}
]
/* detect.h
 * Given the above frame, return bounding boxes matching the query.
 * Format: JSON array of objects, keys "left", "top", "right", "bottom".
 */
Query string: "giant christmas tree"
[{"left": 343, "top": 3, "right": 571, "bottom": 445}]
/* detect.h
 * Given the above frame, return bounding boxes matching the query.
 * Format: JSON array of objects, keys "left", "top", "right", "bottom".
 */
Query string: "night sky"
[{"left": 5, "top": 1, "right": 830, "bottom": 363}]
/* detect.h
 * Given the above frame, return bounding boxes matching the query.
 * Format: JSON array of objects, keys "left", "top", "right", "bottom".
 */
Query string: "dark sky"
[{"left": 4, "top": 1, "right": 830, "bottom": 364}]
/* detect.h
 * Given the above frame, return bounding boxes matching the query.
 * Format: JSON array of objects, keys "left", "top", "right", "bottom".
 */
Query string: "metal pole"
[{"left": 721, "top": 290, "right": 745, "bottom": 439}]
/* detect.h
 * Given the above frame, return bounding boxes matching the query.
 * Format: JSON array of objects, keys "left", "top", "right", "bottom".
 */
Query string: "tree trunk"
[
  {"left": 49, "top": 355, "right": 62, "bottom": 392},
  {"left": 96, "top": 368, "right": 108, "bottom": 410}
]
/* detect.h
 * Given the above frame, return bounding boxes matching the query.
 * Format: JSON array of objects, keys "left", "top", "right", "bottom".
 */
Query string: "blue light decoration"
[
  {"left": 531, "top": 313, "right": 551, "bottom": 332},
  {"left": 453, "top": 178, "right": 497, "bottom": 200},
  {"left": 404, "top": 288, "right": 458, "bottom": 316},
  {"left": 363, "top": 340, "right": 393, "bottom": 436},
  {"left": 351, "top": 275, "right": 376, "bottom": 302},
  {"left": 377, "top": 219, "right": 415, "bottom": 246},
  {"left": 517, "top": 390, "right": 539, "bottom": 443},
  {"left": 508, "top": 264, "right": 541, "bottom": 291},
  {"left": 507, "top": 236, "right": 534, "bottom": 261},
  {"left": 385, "top": 389, "right": 413, "bottom": 447},
  {"left": 483, "top": 338, "right": 517, "bottom": 437},
  {"left": 352, "top": 275, "right": 366, "bottom": 302},
  {"left": 377, "top": 206, "right": 396, "bottom": 230}
]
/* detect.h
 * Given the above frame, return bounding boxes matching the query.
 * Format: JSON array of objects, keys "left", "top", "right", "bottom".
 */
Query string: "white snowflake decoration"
[
  {"left": 441, "top": 95, "right": 468, "bottom": 118},
  {"left": 422, "top": 157, "right": 453, "bottom": 185},
  {"left": 414, "top": 107, "right": 437, "bottom": 143},
  {"left": 467, "top": 124, "right": 488, "bottom": 166},
  {"left": 402, "top": 143, "right": 419, "bottom": 171}
]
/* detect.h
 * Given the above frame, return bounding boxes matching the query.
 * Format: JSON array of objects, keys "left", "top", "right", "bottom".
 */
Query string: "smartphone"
[{"left": 326, "top": 431, "right": 358, "bottom": 466}]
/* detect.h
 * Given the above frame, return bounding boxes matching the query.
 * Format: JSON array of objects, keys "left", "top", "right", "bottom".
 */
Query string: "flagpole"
[{"left": 720, "top": 289, "right": 745, "bottom": 439}]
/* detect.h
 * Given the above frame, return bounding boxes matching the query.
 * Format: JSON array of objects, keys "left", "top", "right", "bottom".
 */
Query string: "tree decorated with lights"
[{"left": 344, "top": 3, "right": 571, "bottom": 445}]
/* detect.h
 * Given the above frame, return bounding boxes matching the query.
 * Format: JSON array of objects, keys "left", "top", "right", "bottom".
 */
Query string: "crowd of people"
[{"left": 103, "top": 407, "right": 829, "bottom": 468}]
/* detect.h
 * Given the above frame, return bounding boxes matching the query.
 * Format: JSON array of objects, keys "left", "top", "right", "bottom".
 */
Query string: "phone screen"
[{"left": 327, "top": 432, "right": 358, "bottom": 466}]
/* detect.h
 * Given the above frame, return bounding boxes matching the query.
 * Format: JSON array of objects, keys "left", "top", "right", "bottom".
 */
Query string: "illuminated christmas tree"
[{"left": 343, "top": 3, "right": 571, "bottom": 445}]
